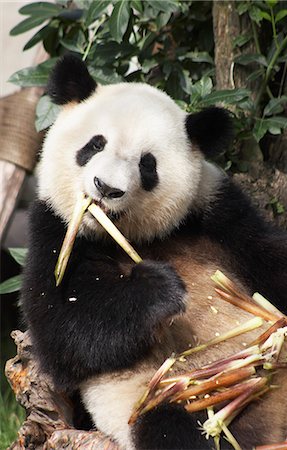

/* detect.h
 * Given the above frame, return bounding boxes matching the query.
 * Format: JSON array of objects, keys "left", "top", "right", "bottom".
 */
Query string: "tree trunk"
[{"left": 5, "top": 330, "right": 120, "bottom": 450}]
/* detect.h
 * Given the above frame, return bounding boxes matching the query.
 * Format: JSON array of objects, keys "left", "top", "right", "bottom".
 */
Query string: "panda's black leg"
[{"left": 132, "top": 403, "right": 211, "bottom": 450}]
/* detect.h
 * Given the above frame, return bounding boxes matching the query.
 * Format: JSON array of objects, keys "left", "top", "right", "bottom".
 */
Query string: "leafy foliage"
[
  {"left": 0, "top": 248, "right": 26, "bottom": 294},
  {"left": 8, "top": 0, "right": 287, "bottom": 170},
  {"left": 0, "top": 389, "right": 25, "bottom": 449}
]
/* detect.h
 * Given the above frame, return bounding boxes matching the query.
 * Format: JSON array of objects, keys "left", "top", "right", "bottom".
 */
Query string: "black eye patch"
[
  {"left": 76, "top": 135, "right": 107, "bottom": 166},
  {"left": 139, "top": 153, "right": 158, "bottom": 191}
]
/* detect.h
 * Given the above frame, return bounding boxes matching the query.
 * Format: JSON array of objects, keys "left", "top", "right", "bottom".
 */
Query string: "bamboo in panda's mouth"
[{"left": 54, "top": 194, "right": 142, "bottom": 286}]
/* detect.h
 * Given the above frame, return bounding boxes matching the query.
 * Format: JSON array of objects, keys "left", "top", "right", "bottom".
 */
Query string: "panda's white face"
[{"left": 38, "top": 82, "right": 208, "bottom": 242}]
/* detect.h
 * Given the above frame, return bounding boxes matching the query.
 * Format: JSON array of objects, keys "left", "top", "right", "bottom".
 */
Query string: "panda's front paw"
[{"left": 131, "top": 260, "right": 186, "bottom": 319}]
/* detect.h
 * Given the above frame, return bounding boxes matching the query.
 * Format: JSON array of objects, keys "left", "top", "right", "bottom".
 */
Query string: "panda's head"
[{"left": 38, "top": 55, "right": 233, "bottom": 242}]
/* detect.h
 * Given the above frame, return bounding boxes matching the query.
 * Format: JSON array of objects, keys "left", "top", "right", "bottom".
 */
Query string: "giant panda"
[{"left": 21, "top": 55, "right": 287, "bottom": 450}]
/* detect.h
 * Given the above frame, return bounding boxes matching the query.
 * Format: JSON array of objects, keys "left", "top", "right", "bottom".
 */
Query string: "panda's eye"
[
  {"left": 91, "top": 135, "right": 106, "bottom": 151},
  {"left": 76, "top": 135, "right": 107, "bottom": 166},
  {"left": 139, "top": 152, "right": 159, "bottom": 191}
]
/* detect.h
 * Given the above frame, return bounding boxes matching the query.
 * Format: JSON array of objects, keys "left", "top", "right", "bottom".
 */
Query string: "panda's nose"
[{"left": 94, "top": 177, "right": 125, "bottom": 199}]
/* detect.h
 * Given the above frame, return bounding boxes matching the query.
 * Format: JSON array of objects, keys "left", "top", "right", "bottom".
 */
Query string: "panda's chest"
[{"left": 126, "top": 235, "right": 267, "bottom": 360}]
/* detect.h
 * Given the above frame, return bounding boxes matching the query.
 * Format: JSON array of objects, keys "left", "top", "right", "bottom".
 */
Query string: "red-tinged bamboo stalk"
[
  {"left": 211, "top": 270, "right": 255, "bottom": 304},
  {"left": 251, "top": 317, "right": 287, "bottom": 346},
  {"left": 129, "top": 356, "right": 177, "bottom": 423},
  {"left": 148, "top": 356, "right": 177, "bottom": 391},
  {"left": 201, "top": 345, "right": 261, "bottom": 370},
  {"left": 160, "top": 353, "right": 262, "bottom": 388},
  {"left": 252, "top": 292, "right": 286, "bottom": 319},
  {"left": 139, "top": 378, "right": 190, "bottom": 417},
  {"left": 202, "top": 378, "right": 268, "bottom": 437},
  {"left": 179, "top": 317, "right": 263, "bottom": 358},
  {"left": 261, "top": 327, "right": 287, "bottom": 363},
  {"left": 263, "top": 362, "right": 287, "bottom": 370},
  {"left": 185, "top": 377, "right": 267, "bottom": 414},
  {"left": 255, "top": 441, "right": 287, "bottom": 450},
  {"left": 172, "top": 366, "right": 255, "bottom": 402},
  {"left": 214, "top": 288, "right": 280, "bottom": 323},
  {"left": 129, "top": 357, "right": 176, "bottom": 425}
]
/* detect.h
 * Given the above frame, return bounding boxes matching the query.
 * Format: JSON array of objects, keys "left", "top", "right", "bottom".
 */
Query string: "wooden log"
[
  {"left": 5, "top": 330, "right": 120, "bottom": 450},
  {"left": 0, "top": 46, "right": 47, "bottom": 241},
  {"left": 0, "top": 161, "right": 25, "bottom": 238}
]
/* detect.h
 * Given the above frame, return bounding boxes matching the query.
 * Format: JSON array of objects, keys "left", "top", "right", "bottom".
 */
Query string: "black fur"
[
  {"left": 21, "top": 201, "right": 186, "bottom": 390},
  {"left": 139, "top": 153, "right": 159, "bottom": 191},
  {"left": 185, "top": 107, "right": 234, "bottom": 158},
  {"left": 47, "top": 55, "right": 96, "bottom": 105},
  {"left": 184, "top": 176, "right": 287, "bottom": 313},
  {"left": 76, "top": 135, "right": 107, "bottom": 166},
  {"left": 132, "top": 404, "right": 210, "bottom": 450}
]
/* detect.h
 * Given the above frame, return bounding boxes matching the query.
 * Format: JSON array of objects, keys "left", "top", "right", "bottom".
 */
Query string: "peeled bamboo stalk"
[
  {"left": 179, "top": 317, "right": 263, "bottom": 358},
  {"left": 55, "top": 195, "right": 142, "bottom": 286},
  {"left": 88, "top": 203, "right": 142, "bottom": 264},
  {"left": 55, "top": 194, "right": 92, "bottom": 286}
]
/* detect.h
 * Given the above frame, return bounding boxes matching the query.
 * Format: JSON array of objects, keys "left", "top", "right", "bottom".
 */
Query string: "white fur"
[
  {"left": 81, "top": 369, "right": 154, "bottom": 449},
  {"left": 37, "top": 82, "right": 222, "bottom": 243}
]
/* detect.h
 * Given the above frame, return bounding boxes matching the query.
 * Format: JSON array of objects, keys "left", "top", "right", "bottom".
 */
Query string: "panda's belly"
[{"left": 81, "top": 236, "right": 287, "bottom": 449}]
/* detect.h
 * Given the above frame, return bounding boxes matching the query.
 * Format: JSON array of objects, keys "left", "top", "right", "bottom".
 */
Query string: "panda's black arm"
[
  {"left": 21, "top": 201, "right": 186, "bottom": 390},
  {"left": 196, "top": 177, "right": 287, "bottom": 312}
]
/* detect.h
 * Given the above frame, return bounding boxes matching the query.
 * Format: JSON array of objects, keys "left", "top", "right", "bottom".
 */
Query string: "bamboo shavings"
[{"left": 54, "top": 195, "right": 142, "bottom": 286}]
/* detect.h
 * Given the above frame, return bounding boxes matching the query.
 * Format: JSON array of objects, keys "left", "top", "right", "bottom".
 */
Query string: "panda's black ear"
[
  {"left": 185, "top": 107, "right": 234, "bottom": 158},
  {"left": 47, "top": 54, "right": 97, "bottom": 105}
]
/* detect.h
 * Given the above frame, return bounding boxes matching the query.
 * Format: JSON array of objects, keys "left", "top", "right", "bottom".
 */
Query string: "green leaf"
[
  {"left": 23, "top": 24, "right": 51, "bottom": 51},
  {"left": 9, "top": 248, "right": 27, "bottom": 266},
  {"left": 233, "top": 34, "right": 252, "bottom": 48},
  {"left": 249, "top": 5, "right": 264, "bottom": 25},
  {"left": 186, "top": 51, "right": 214, "bottom": 65},
  {"left": 60, "top": 30, "right": 86, "bottom": 53},
  {"left": 246, "top": 68, "right": 264, "bottom": 83},
  {"left": 109, "top": 0, "right": 131, "bottom": 43},
  {"left": 85, "top": 0, "right": 110, "bottom": 26},
  {"left": 237, "top": 3, "right": 250, "bottom": 15},
  {"left": 190, "top": 77, "right": 213, "bottom": 98},
  {"left": 58, "top": 8, "right": 83, "bottom": 20},
  {"left": 35, "top": 95, "right": 61, "bottom": 132},
  {"left": 88, "top": 66, "right": 123, "bottom": 84},
  {"left": 253, "top": 119, "right": 269, "bottom": 142},
  {"left": 10, "top": 15, "right": 50, "bottom": 36},
  {"left": 275, "top": 9, "right": 287, "bottom": 23},
  {"left": 146, "top": 0, "right": 179, "bottom": 13},
  {"left": 155, "top": 11, "right": 172, "bottom": 29},
  {"left": 8, "top": 59, "right": 57, "bottom": 87},
  {"left": 268, "top": 126, "right": 281, "bottom": 135},
  {"left": 263, "top": 96, "right": 287, "bottom": 116},
  {"left": 235, "top": 54, "right": 268, "bottom": 67},
  {"left": 265, "top": 116, "right": 287, "bottom": 130},
  {"left": 131, "top": 0, "right": 143, "bottom": 13},
  {"left": 0, "top": 275, "right": 22, "bottom": 295},
  {"left": 253, "top": 116, "right": 287, "bottom": 142},
  {"left": 265, "top": 0, "right": 278, "bottom": 6},
  {"left": 200, "top": 88, "right": 250, "bottom": 106},
  {"left": 259, "top": 11, "right": 272, "bottom": 21},
  {"left": 19, "top": 2, "right": 62, "bottom": 16}
]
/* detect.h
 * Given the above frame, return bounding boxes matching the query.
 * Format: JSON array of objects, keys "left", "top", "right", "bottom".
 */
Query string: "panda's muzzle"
[{"left": 94, "top": 177, "right": 125, "bottom": 199}]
